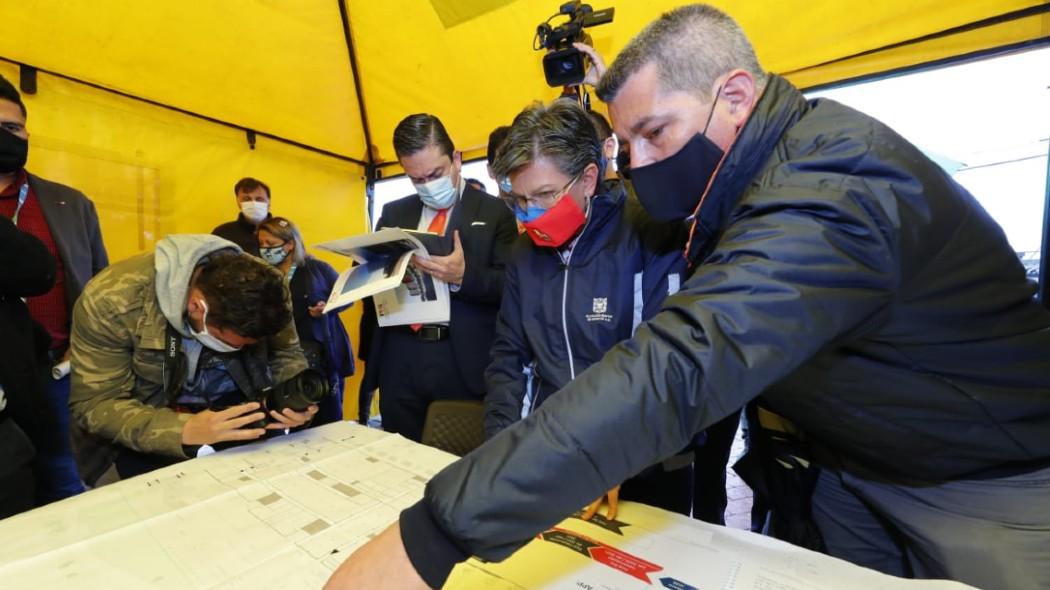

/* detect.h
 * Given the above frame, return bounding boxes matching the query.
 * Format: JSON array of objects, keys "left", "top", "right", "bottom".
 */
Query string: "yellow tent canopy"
[
  {"left": 3, "top": 1, "right": 1048, "bottom": 164},
  {"left": 2, "top": 0, "right": 1047, "bottom": 414}
]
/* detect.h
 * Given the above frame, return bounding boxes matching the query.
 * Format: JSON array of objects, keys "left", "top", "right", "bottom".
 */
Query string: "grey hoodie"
[
  {"left": 70, "top": 234, "right": 307, "bottom": 482},
  {"left": 154, "top": 234, "right": 241, "bottom": 337}
]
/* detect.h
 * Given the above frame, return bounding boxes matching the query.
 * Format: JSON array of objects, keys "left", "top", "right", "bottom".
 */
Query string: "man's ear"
[
  {"left": 186, "top": 287, "right": 205, "bottom": 324},
  {"left": 719, "top": 69, "right": 756, "bottom": 128}
]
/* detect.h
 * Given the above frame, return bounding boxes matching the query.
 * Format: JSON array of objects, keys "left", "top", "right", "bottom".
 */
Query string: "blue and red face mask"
[{"left": 514, "top": 175, "right": 588, "bottom": 248}]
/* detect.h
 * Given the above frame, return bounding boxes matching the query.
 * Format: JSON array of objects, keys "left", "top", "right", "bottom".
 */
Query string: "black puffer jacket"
[
  {"left": 0, "top": 216, "right": 56, "bottom": 450},
  {"left": 400, "top": 76, "right": 1050, "bottom": 586}
]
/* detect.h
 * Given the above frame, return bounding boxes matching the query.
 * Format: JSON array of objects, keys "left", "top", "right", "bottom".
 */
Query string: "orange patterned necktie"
[{"left": 428, "top": 207, "right": 448, "bottom": 235}]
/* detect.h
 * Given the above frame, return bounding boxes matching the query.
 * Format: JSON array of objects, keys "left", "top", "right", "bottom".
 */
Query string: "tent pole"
[{"left": 337, "top": 0, "right": 377, "bottom": 182}]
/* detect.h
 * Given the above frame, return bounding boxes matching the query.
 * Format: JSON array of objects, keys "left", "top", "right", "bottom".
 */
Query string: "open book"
[{"left": 315, "top": 228, "right": 453, "bottom": 327}]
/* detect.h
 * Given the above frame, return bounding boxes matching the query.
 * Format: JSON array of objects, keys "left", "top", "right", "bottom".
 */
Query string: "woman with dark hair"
[
  {"left": 257, "top": 217, "right": 354, "bottom": 425},
  {"left": 485, "top": 100, "right": 698, "bottom": 519}
]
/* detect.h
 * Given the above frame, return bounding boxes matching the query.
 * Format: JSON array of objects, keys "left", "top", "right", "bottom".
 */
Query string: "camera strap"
[{"left": 163, "top": 322, "right": 183, "bottom": 396}]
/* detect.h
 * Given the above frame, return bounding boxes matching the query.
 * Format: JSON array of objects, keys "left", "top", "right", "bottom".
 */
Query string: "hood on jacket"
[{"left": 154, "top": 234, "right": 241, "bottom": 337}]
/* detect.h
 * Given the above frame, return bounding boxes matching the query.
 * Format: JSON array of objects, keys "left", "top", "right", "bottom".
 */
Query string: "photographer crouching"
[{"left": 69, "top": 235, "right": 325, "bottom": 483}]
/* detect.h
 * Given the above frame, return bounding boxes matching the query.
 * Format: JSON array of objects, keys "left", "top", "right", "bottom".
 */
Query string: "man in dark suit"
[
  {"left": 0, "top": 75, "right": 108, "bottom": 503},
  {"left": 362, "top": 113, "right": 516, "bottom": 442}
]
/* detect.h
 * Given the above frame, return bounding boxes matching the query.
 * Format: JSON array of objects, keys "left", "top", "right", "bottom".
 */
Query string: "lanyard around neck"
[{"left": 10, "top": 182, "right": 28, "bottom": 225}]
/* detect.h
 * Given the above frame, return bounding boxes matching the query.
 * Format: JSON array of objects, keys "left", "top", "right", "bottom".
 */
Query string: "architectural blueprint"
[{"left": 0, "top": 422, "right": 977, "bottom": 589}]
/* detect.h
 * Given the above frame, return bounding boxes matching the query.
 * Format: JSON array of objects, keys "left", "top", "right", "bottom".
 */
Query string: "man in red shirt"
[{"left": 0, "top": 75, "right": 108, "bottom": 503}]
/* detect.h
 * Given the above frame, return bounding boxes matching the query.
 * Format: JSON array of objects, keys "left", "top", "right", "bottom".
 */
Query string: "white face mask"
[
  {"left": 189, "top": 299, "right": 242, "bottom": 353},
  {"left": 415, "top": 175, "right": 457, "bottom": 210},
  {"left": 240, "top": 201, "right": 269, "bottom": 224}
]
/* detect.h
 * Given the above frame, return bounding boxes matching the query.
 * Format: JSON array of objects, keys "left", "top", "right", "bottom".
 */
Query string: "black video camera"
[
  {"left": 259, "top": 368, "right": 330, "bottom": 416},
  {"left": 535, "top": 1, "right": 614, "bottom": 87}
]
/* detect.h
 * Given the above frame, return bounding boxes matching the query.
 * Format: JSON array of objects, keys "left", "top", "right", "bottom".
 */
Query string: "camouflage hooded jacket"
[{"left": 69, "top": 235, "right": 307, "bottom": 483}]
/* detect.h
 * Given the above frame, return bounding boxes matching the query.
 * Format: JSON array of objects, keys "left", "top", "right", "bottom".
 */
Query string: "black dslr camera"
[
  {"left": 535, "top": 1, "right": 614, "bottom": 87},
  {"left": 259, "top": 368, "right": 330, "bottom": 417}
]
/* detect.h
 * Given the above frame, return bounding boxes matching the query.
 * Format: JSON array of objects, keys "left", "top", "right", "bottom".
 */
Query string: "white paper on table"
[
  {"left": 0, "top": 422, "right": 982, "bottom": 590},
  {"left": 0, "top": 423, "right": 452, "bottom": 590}
]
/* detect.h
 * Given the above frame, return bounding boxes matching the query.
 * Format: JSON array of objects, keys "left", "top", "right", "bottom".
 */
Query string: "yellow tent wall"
[{"left": 0, "top": 60, "right": 370, "bottom": 418}]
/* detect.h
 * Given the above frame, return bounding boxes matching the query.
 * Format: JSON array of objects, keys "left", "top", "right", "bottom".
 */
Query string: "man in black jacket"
[
  {"left": 0, "top": 75, "right": 108, "bottom": 504},
  {"left": 326, "top": 6, "right": 1050, "bottom": 590},
  {"left": 361, "top": 114, "right": 517, "bottom": 442},
  {"left": 211, "top": 177, "right": 273, "bottom": 257},
  {"left": 0, "top": 216, "right": 56, "bottom": 518}
]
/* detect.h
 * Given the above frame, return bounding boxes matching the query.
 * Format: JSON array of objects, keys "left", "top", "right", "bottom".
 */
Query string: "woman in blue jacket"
[
  {"left": 485, "top": 100, "right": 694, "bottom": 517},
  {"left": 257, "top": 217, "right": 354, "bottom": 425}
]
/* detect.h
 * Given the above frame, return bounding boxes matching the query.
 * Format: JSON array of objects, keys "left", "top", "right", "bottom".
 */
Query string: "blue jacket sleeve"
[{"left": 482, "top": 258, "right": 529, "bottom": 439}]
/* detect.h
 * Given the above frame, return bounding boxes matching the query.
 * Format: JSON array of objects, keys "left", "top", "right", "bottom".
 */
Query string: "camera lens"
[{"left": 266, "top": 369, "right": 330, "bottom": 413}]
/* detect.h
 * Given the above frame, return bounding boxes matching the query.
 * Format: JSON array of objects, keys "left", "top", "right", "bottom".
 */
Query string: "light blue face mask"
[{"left": 415, "top": 175, "right": 458, "bottom": 209}]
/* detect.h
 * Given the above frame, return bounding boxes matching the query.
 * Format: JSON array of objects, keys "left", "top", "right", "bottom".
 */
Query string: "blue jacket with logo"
[{"left": 484, "top": 183, "right": 688, "bottom": 437}]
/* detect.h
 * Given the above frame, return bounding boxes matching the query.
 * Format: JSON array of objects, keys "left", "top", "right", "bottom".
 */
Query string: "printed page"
[
  {"left": 448, "top": 505, "right": 980, "bottom": 590},
  {"left": 324, "top": 249, "right": 412, "bottom": 311},
  {"left": 0, "top": 423, "right": 452, "bottom": 589},
  {"left": 316, "top": 227, "right": 452, "bottom": 323},
  {"left": 0, "top": 423, "right": 981, "bottom": 590},
  {"left": 373, "top": 267, "right": 451, "bottom": 327}
]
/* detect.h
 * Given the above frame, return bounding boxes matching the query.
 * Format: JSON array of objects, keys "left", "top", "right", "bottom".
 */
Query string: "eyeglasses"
[{"left": 499, "top": 174, "right": 579, "bottom": 211}]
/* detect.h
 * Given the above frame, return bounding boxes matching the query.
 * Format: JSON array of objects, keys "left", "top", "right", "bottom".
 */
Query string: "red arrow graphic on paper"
[{"left": 538, "top": 527, "right": 663, "bottom": 583}]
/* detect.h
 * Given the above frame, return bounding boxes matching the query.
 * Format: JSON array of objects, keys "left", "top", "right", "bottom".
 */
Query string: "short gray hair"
[
  {"left": 597, "top": 4, "right": 766, "bottom": 104},
  {"left": 492, "top": 101, "right": 601, "bottom": 181}
]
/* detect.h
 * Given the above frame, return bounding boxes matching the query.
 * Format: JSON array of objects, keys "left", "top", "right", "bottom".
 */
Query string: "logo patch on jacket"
[{"left": 586, "top": 297, "right": 613, "bottom": 323}]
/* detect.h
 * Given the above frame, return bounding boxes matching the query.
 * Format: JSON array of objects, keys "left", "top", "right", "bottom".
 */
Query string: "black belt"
[{"left": 399, "top": 324, "right": 449, "bottom": 342}]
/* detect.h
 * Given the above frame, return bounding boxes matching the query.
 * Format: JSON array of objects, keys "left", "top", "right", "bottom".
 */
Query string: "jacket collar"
[{"left": 685, "top": 75, "right": 810, "bottom": 263}]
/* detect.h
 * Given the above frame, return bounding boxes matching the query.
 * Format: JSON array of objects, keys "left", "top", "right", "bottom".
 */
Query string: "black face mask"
[
  {"left": 0, "top": 128, "right": 28, "bottom": 174},
  {"left": 627, "top": 91, "right": 724, "bottom": 222}
]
